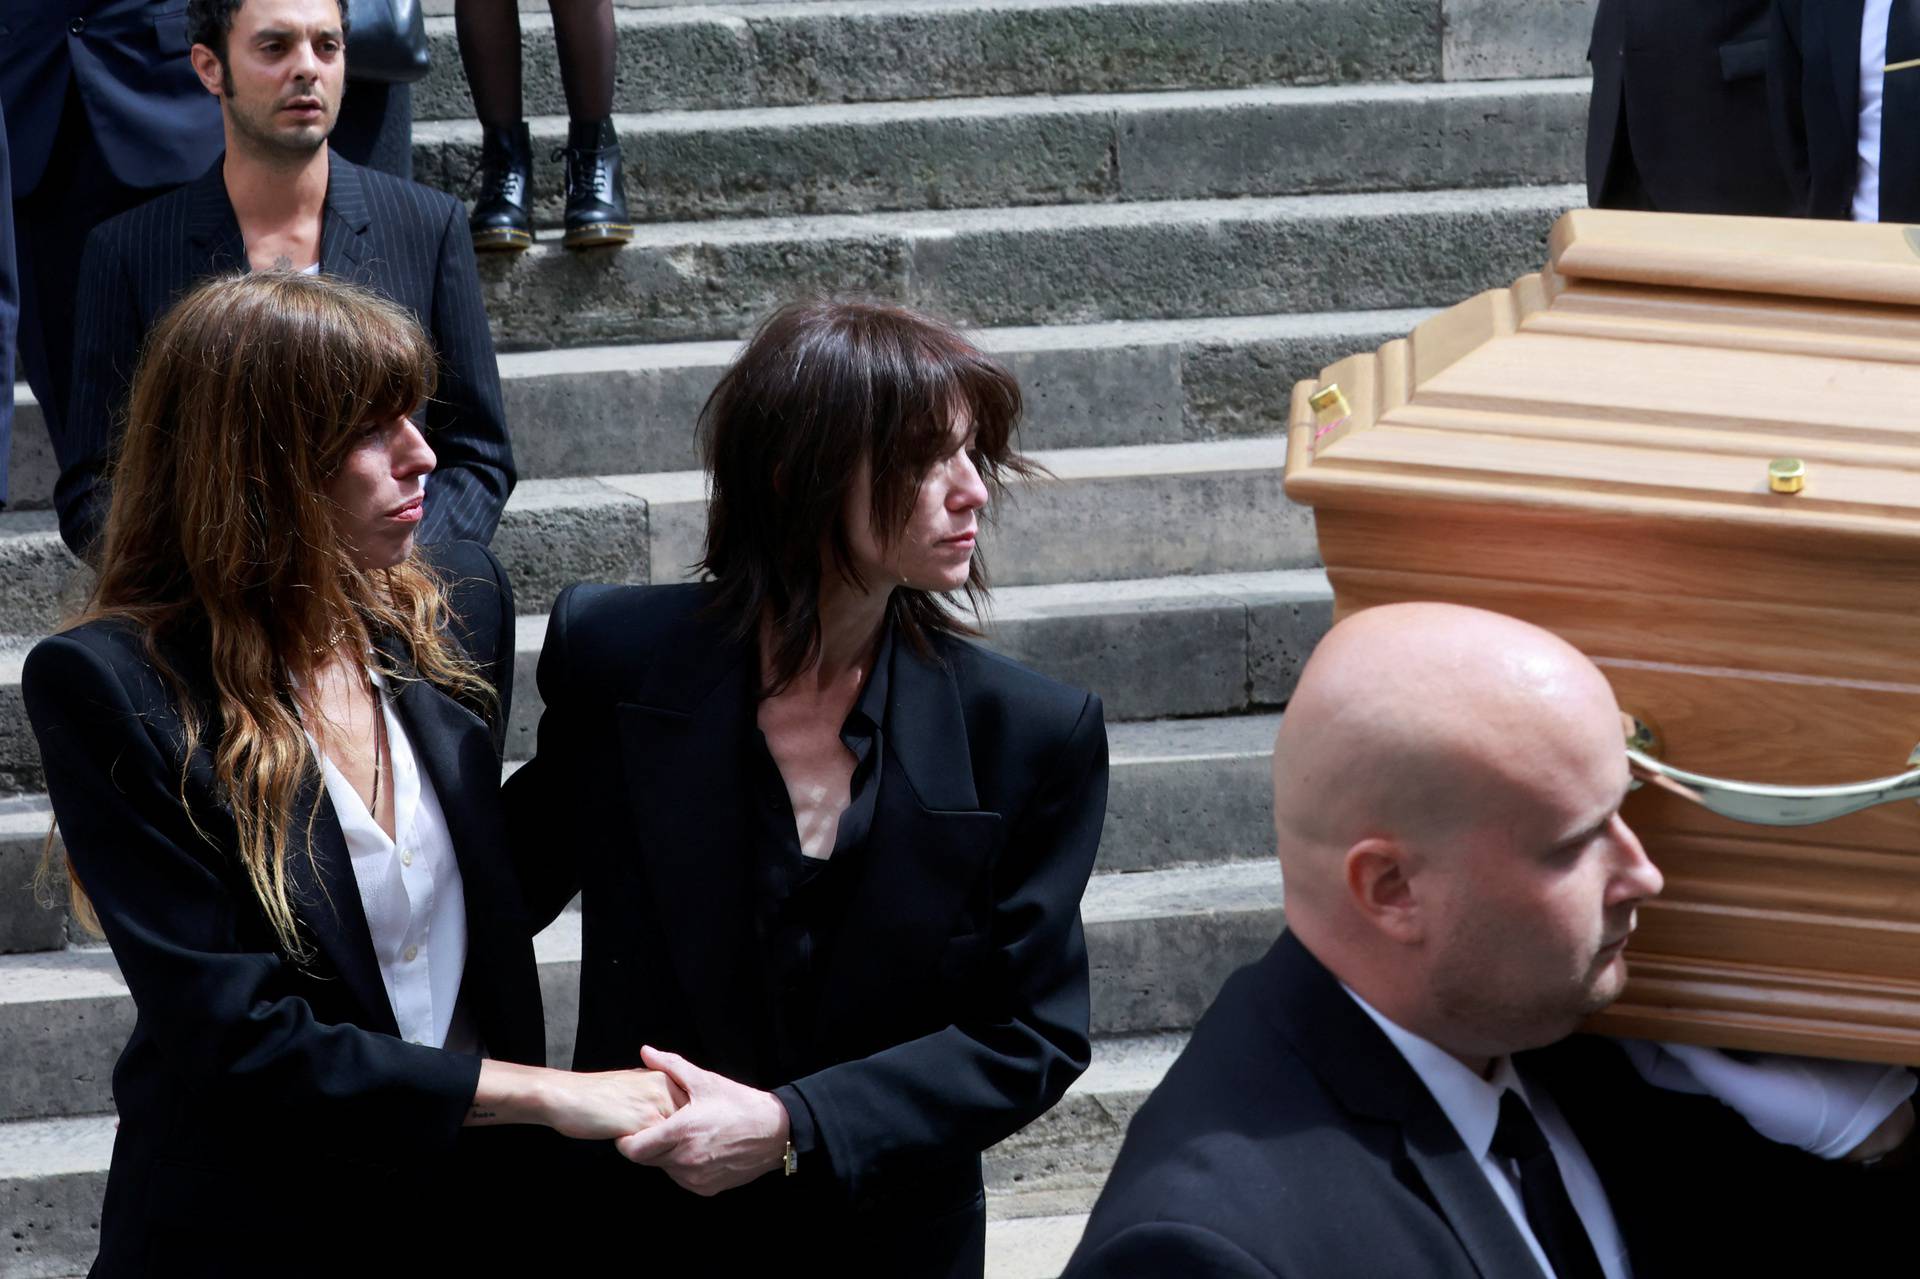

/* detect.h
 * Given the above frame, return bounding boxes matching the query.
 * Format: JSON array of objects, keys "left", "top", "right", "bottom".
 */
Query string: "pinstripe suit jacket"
[{"left": 63, "top": 149, "right": 515, "bottom": 554}]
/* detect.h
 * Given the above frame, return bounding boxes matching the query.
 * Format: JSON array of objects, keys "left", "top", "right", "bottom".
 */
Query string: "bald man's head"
[{"left": 1273, "top": 603, "right": 1663, "bottom": 1067}]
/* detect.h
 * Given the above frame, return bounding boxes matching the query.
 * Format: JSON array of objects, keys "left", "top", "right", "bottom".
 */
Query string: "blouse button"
[
  {"left": 403, "top": 945, "right": 419, "bottom": 962},
  {"left": 400, "top": 848, "right": 414, "bottom": 867}
]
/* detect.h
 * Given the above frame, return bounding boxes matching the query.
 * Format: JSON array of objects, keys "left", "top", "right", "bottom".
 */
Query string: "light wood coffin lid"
[{"left": 1283, "top": 209, "right": 1920, "bottom": 1063}]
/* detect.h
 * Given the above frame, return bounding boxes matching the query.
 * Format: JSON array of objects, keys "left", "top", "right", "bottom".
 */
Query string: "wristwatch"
[{"left": 783, "top": 1140, "right": 798, "bottom": 1177}]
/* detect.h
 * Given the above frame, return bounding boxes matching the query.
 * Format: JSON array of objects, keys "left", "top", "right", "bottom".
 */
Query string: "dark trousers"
[
  {"left": 12, "top": 86, "right": 178, "bottom": 469},
  {"left": 331, "top": 79, "right": 413, "bottom": 182}
]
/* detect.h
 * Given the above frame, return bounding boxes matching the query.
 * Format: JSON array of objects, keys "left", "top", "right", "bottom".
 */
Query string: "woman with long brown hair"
[{"left": 23, "top": 271, "right": 674, "bottom": 1277}]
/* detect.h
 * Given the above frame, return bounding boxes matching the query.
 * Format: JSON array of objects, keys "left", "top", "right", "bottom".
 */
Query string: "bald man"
[{"left": 1064, "top": 604, "right": 1914, "bottom": 1279}]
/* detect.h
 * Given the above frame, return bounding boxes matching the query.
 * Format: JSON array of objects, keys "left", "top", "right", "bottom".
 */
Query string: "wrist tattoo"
[{"left": 468, "top": 1107, "right": 497, "bottom": 1121}]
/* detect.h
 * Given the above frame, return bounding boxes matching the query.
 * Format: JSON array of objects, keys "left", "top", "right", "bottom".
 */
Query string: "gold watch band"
[{"left": 783, "top": 1140, "right": 798, "bottom": 1177}]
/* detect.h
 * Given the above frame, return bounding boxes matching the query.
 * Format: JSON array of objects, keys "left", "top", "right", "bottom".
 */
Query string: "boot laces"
[{"left": 555, "top": 146, "right": 614, "bottom": 202}]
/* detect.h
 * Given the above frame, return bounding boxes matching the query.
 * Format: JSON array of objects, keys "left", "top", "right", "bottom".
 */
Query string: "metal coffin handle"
[{"left": 1623, "top": 715, "right": 1920, "bottom": 827}]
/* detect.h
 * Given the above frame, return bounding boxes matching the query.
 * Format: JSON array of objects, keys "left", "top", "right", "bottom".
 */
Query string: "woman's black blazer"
[
  {"left": 503, "top": 581, "right": 1109, "bottom": 1275},
  {"left": 21, "top": 541, "right": 544, "bottom": 1277}
]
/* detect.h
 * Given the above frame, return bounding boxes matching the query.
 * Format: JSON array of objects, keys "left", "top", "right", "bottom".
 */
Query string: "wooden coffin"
[{"left": 1283, "top": 209, "right": 1920, "bottom": 1064}]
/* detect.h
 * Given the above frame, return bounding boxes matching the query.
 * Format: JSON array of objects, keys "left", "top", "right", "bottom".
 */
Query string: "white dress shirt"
[
  {"left": 1855, "top": 0, "right": 1896, "bottom": 221},
  {"left": 1344, "top": 987, "right": 1632, "bottom": 1279},
  {"left": 304, "top": 670, "right": 476, "bottom": 1052}
]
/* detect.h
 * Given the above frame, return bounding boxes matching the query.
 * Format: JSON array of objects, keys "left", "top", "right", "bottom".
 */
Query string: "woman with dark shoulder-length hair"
[
  {"left": 23, "top": 272, "right": 677, "bottom": 1278},
  {"left": 506, "top": 297, "right": 1110, "bottom": 1275}
]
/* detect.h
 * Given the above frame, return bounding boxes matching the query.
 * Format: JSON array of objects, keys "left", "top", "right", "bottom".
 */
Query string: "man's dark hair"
[
  {"left": 698, "top": 297, "right": 1038, "bottom": 695},
  {"left": 187, "top": 0, "right": 349, "bottom": 66}
]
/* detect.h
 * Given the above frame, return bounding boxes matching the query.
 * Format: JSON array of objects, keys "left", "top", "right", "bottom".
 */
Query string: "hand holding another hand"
[
  {"left": 614, "top": 1045, "right": 791, "bottom": 1196},
  {"left": 542, "top": 1066, "right": 687, "bottom": 1141}
]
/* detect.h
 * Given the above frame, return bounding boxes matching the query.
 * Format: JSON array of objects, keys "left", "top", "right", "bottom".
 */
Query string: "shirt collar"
[
  {"left": 1342, "top": 984, "right": 1531, "bottom": 1162},
  {"left": 846, "top": 614, "right": 895, "bottom": 737}
]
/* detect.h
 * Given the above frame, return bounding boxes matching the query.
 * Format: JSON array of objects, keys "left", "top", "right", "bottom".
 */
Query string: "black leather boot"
[
  {"left": 470, "top": 122, "right": 534, "bottom": 253},
  {"left": 557, "top": 118, "right": 632, "bottom": 249}
]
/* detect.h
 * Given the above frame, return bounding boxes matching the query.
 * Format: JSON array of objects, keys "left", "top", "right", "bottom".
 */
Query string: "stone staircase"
[{"left": 0, "top": 0, "right": 1592, "bottom": 1272}]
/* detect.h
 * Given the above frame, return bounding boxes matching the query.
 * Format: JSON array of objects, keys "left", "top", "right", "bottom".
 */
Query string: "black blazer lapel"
[
  {"left": 283, "top": 771, "right": 400, "bottom": 1037},
  {"left": 185, "top": 158, "right": 247, "bottom": 273},
  {"left": 815, "top": 638, "right": 1002, "bottom": 1052},
  {"left": 319, "top": 149, "right": 372, "bottom": 280},
  {"left": 1265, "top": 934, "right": 1544, "bottom": 1279},
  {"left": 617, "top": 620, "right": 764, "bottom": 1077}
]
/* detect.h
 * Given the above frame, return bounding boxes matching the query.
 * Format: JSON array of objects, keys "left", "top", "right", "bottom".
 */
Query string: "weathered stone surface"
[
  {"left": 1116, "top": 80, "right": 1583, "bottom": 202},
  {"left": 1442, "top": 0, "right": 1597, "bottom": 80},
  {"left": 414, "top": 80, "right": 1584, "bottom": 226},
  {"left": 1101, "top": 715, "right": 1279, "bottom": 873},
  {"left": 906, "top": 186, "right": 1575, "bottom": 334},
  {"left": 0, "top": 515, "right": 81, "bottom": 639},
  {"left": 0, "top": 1121, "right": 106, "bottom": 1279},
  {"left": 488, "top": 477, "right": 650, "bottom": 614},
  {"left": 1083, "top": 860, "right": 1282, "bottom": 1034},
  {"left": 0, "top": 948, "right": 128, "bottom": 1122},
  {"left": 477, "top": 187, "right": 1578, "bottom": 350},
  {"left": 0, "top": 797, "right": 63, "bottom": 955},
  {"left": 416, "top": 0, "right": 1443, "bottom": 121}
]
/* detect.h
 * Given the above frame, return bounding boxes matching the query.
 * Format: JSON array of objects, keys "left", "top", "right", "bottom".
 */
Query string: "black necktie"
[
  {"left": 1881, "top": 0, "right": 1920, "bottom": 221},
  {"left": 1489, "top": 1090, "right": 1607, "bottom": 1279}
]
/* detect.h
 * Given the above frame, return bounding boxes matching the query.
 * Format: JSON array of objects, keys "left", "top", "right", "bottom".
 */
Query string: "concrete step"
[
  {"left": 414, "top": 0, "right": 1447, "bottom": 122},
  {"left": 0, "top": 1112, "right": 1101, "bottom": 1278},
  {"left": 983, "top": 1213, "right": 1091, "bottom": 1279},
  {"left": 987, "top": 1031, "right": 1182, "bottom": 1217},
  {"left": 473, "top": 185, "right": 1581, "bottom": 350},
  {"left": 0, "top": 860, "right": 1276, "bottom": 1125},
  {"left": 0, "top": 796, "right": 62, "bottom": 956},
  {"left": 0, "top": 434, "right": 1313, "bottom": 634},
  {"left": 410, "top": 0, "right": 1595, "bottom": 88},
  {"left": 414, "top": 80, "right": 1586, "bottom": 227},
  {"left": 10, "top": 308, "right": 1430, "bottom": 507},
  {"left": 0, "top": 567, "right": 1329, "bottom": 790},
  {"left": 2, "top": 710, "right": 1282, "bottom": 953}
]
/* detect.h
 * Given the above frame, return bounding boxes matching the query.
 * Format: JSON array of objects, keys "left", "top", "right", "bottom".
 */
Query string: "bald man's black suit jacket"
[{"left": 1064, "top": 932, "right": 1908, "bottom": 1278}]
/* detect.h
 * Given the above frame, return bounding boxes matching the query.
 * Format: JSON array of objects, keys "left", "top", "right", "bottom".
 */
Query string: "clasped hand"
[
  {"left": 544, "top": 1065, "right": 687, "bottom": 1141},
  {"left": 613, "top": 1045, "right": 792, "bottom": 1196}
]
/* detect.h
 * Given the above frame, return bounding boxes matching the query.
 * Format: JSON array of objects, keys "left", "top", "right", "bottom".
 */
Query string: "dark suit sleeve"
[
  {"left": 418, "top": 194, "right": 514, "bottom": 548},
  {"left": 1066, "top": 1223, "right": 1281, "bottom": 1279},
  {"left": 22, "top": 634, "right": 483, "bottom": 1155},
  {"left": 783, "top": 691, "right": 1109, "bottom": 1204},
  {"left": 499, "top": 585, "right": 588, "bottom": 927},
  {"left": 1768, "top": 0, "right": 1814, "bottom": 213},
  {"left": 59, "top": 225, "right": 139, "bottom": 555}
]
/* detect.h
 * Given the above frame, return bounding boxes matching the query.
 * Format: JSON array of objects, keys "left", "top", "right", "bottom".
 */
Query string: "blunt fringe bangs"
[{"left": 697, "top": 297, "right": 1037, "bottom": 694}]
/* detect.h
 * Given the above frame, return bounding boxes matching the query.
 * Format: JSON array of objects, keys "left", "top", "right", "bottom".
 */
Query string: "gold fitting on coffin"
[
  {"left": 1768, "top": 457, "right": 1805, "bottom": 494},
  {"left": 1309, "top": 384, "right": 1350, "bottom": 418}
]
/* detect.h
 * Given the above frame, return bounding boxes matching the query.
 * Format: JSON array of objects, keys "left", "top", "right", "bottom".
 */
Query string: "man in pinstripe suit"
[{"left": 60, "top": 0, "right": 515, "bottom": 556}]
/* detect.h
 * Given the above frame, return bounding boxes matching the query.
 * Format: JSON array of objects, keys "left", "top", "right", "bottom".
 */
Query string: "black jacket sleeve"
[
  {"left": 22, "top": 632, "right": 483, "bottom": 1155},
  {"left": 786, "top": 691, "right": 1108, "bottom": 1204},
  {"left": 417, "top": 195, "right": 514, "bottom": 547}
]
